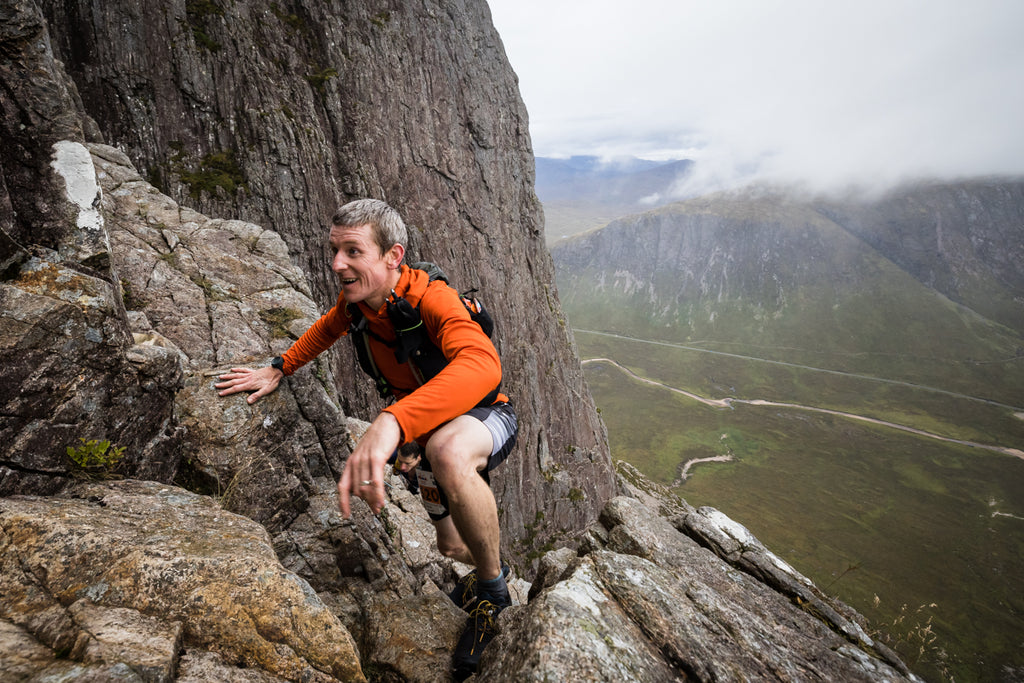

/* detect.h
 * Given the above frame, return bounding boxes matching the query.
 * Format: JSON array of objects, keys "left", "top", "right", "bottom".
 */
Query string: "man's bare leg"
[
  {"left": 433, "top": 515, "right": 474, "bottom": 565},
  {"left": 435, "top": 412, "right": 514, "bottom": 681},
  {"left": 425, "top": 415, "right": 502, "bottom": 581}
]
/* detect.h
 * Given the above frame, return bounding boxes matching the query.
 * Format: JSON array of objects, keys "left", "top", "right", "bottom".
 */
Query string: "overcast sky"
[{"left": 487, "top": 0, "right": 1024, "bottom": 194}]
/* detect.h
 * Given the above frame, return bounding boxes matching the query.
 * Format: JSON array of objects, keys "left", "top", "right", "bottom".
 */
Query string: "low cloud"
[{"left": 489, "top": 0, "right": 1024, "bottom": 194}]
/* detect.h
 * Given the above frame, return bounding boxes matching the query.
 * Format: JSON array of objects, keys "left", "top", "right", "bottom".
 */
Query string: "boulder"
[
  {"left": 0, "top": 479, "right": 364, "bottom": 682},
  {"left": 481, "top": 495, "right": 917, "bottom": 682},
  {"left": 0, "top": 160, "right": 183, "bottom": 494}
]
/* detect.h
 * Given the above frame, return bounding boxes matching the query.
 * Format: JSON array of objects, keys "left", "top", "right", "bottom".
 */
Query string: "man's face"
[
  {"left": 329, "top": 223, "right": 403, "bottom": 309},
  {"left": 395, "top": 452, "right": 421, "bottom": 472}
]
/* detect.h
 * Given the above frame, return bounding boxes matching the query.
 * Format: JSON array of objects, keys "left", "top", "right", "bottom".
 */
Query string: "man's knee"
[
  {"left": 426, "top": 432, "right": 464, "bottom": 471},
  {"left": 426, "top": 419, "right": 490, "bottom": 478}
]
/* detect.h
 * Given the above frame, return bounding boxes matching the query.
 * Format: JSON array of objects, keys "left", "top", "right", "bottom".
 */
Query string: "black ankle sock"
[{"left": 477, "top": 571, "right": 510, "bottom": 605}]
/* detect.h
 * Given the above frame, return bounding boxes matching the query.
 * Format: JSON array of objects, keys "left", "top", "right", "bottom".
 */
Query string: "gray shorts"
[{"left": 415, "top": 401, "right": 517, "bottom": 521}]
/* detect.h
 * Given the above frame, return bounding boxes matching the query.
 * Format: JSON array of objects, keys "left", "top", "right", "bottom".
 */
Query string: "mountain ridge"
[
  {"left": 812, "top": 177, "right": 1024, "bottom": 333},
  {"left": 552, "top": 179, "right": 1024, "bottom": 353}
]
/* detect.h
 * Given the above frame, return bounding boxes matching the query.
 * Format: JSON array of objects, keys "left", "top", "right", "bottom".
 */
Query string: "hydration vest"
[{"left": 346, "top": 262, "right": 499, "bottom": 404}]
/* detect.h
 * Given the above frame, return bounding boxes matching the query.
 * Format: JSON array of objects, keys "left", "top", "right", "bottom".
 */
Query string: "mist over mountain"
[
  {"left": 551, "top": 178, "right": 1024, "bottom": 377},
  {"left": 535, "top": 156, "right": 693, "bottom": 200},
  {"left": 536, "top": 156, "right": 693, "bottom": 243}
]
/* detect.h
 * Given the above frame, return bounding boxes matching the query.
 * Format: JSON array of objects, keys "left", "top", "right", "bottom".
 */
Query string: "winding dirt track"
[
  {"left": 578, "top": 329, "right": 1024, "bottom": 412},
  {"left": 583, "top": 357, "right": 1024, "bottom": 462}
]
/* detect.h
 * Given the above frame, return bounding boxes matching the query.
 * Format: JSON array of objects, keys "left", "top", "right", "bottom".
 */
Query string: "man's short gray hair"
[{"left": 332, "top": 199, "right": 408, "bottom": 255}]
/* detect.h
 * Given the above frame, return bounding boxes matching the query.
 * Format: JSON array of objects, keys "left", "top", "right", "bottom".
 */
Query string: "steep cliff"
[
  {"left": 35, "top": 0, "right": 614, "bottom": 560},
  {"left": 815, "top": 180, "right": 1024, "bottom": 334}
]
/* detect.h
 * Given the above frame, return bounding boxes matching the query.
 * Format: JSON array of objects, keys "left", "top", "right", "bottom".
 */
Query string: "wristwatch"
[{"left": 270, "top": 356, "right": 284, "bottom": 372}]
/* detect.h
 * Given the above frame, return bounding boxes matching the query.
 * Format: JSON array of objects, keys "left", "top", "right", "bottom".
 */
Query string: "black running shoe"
[
  {"left": 448, "top": 562, "right": 511, "bottom": 610},
  {"left": 451, "top": 598, "right": 507, "bottom": 681}
]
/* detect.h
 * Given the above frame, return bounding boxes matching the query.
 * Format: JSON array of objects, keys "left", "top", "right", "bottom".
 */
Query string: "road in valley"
[
  {"left": 576, "top": 329, "right": 1024, "bottom": 413},
  {"left": 582, "top": 356, "right": 1024, "bottom": 462}
]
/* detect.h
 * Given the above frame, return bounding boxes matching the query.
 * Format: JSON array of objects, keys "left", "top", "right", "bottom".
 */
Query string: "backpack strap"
[
  {"left": 386, "top": 292, "right": 427, "bottom": 364},
  {"left": 347, "top": 304, "right": 393, "bottom": 399}
]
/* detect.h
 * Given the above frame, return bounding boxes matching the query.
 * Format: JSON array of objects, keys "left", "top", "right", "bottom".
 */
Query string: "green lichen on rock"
[
  {"left": 179, "top": 150, "right": 246, "bottom": 200},
  {"left": 259, "top": 307, "right": 303, "bottom": 338}
]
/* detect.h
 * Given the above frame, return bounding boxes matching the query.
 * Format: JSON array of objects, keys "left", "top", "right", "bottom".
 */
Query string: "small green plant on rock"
[
  {"left": 259, "top": 307, "right": 303, "bottom": 339},
  {"left": 66, "top": 438, "right": 126, "bottom": 473},
  {"left": 270, "top": 2, "right": 305, "bottom": 32},
  {"left": 184, "top": 0, "right": 224, "bottom": 51},
  {"left": 179, "top": 150, "right": 246, "bottom": 199},
  {"left": 120, "top": 277, "right": 147, "bottom": 310},
  {"left": 305, "top": 66, "right": 338, "bottom": 92}
]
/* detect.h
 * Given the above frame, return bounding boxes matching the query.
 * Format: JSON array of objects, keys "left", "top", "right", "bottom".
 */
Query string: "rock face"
[
  {"left": 95, "top": 142, "right": 348, "bottom": 532},
  {"left": 1, "top": 468, "right": 916, "bottom": 682},
  {"left": 1, "top": 1, "right": 182, "bottom": 495},
  {"left": 484, "top": 486, "right": 914, "bottom": 682},
  {"left": 38, "top": 0, "right": 617, "bottom": 548},
  {"left": 0, "top": 480, "right": 364, "bottom": 682}
]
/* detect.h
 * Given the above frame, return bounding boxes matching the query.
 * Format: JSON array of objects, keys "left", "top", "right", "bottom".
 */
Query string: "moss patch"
[
  {"left": 184, "top": 0, "right": 224, "bottom": 52},
  {"left": 259, "top": 307, "right": 303, "bottom": 339},
  {"left": 179, "top": 150, "right": 246, "bottom": 200},
  {"left": 305, "top": 66, "right": 338, "bottom": 93}
]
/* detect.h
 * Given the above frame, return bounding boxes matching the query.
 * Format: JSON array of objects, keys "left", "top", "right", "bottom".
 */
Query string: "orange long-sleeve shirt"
[{"left": 279, "top": 265, "right": 506, "bottom": 444}]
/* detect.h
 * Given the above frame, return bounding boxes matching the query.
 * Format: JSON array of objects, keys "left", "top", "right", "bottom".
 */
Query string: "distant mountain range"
[
  {"left": 535, "top": 156, "right": 693, "bottom": 201},
  {"left": 536, "top": 156, "right": 693, "bottom": 243},
  {"left": 550, "top": 178, "right": 1024, "bottom": 402}
]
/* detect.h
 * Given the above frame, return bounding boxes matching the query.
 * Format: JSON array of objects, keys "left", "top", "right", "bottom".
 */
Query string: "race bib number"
[{"left": 416, "top": 468, "right": 446, "bottom": 516}]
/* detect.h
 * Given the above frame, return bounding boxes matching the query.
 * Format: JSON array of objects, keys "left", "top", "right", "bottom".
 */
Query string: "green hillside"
[
  {"left": 580, "top": 342, "right": 1023, "bottom": 683},
  {"left": 554, "top": 191, "right": 1024, "bottom": 405}
]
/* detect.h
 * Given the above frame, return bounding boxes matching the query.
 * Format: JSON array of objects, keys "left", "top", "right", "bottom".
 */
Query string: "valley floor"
[
  {"left": 574, "top": 328, "right": 1024, "bottom": 683},
  {"left": 583, "top": 356, "right": 1024, "bottom": 462}
]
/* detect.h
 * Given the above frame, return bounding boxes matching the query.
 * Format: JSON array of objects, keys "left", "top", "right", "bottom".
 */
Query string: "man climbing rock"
[
  {"left": 388, "top": 442, "right": 423, "bottom": 494},
  {"left": 214, "top": 199, "right": 517, "bottom": 679}
]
